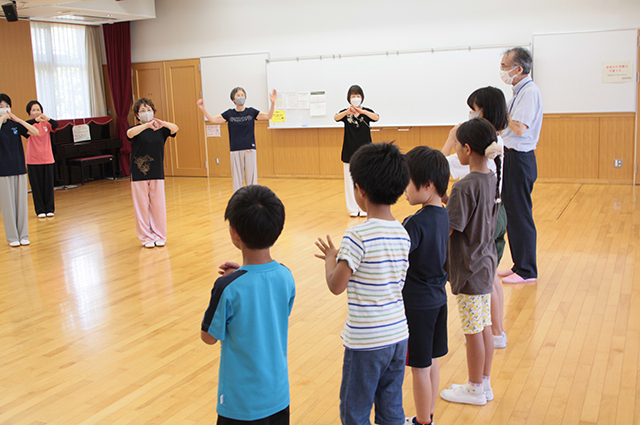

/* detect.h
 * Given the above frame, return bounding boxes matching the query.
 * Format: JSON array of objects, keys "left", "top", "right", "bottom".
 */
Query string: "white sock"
[
  {"left": 483, "top": 376, "right": 491, "bottom": 390},
  {"left": 468, "top": 381, "right": 484, "bottom": 395}
]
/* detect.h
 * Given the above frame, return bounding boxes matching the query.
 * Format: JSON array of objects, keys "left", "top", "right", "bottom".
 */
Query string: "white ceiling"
[{"left": 3, "top": 0, "right": 155, "bottom": 25}]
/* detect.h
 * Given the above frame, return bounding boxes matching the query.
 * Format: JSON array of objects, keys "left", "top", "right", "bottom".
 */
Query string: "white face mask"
[
  {"left": 0, "top": 107, "right": 11, "bottom": 116},
  {"left": 500, "top": 68, "right": 518, "bottom": 85},
  {"left": 235, "top": 96, "right": 246, "bottom": 106},
  {"left": 350, "top": 97, "right": 362, "bottom": 107},
  {"left": 469, "top": 110, "right": 481, "bottom": 120},
  {"left": 139, "top": 111, "right": 154, "bottom": 123}
]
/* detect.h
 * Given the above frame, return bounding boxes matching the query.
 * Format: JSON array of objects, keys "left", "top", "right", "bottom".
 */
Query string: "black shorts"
[
  {"left": 406, "top": 304, "right": 448, "bottom": 368},
  {"left": 217, "top": 406, "right": 289, "bottom": 425}
]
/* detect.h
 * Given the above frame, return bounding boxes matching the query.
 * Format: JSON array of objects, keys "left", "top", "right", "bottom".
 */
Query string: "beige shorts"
[{"left": 456, "top": 294, "right": 492, "bottom": 334}]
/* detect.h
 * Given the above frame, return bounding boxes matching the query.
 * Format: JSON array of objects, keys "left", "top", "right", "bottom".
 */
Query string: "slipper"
[{"left": 502, "top": 273, "right": 536, "bottom": 284}]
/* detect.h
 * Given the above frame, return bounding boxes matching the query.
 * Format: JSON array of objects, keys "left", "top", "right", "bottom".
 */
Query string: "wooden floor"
[{"left": 1, "top": 177, "right": 639, "bottom": 425}]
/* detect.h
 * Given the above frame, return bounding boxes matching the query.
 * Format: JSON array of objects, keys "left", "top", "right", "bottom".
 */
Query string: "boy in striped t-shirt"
[{"left": 316, "top": 142, "right": 411, "bottom": 425}]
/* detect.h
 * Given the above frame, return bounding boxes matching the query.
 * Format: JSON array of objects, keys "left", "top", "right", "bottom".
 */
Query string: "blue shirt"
[
  {"left": 0, "top": 120, "right": 28, "bottom": 176},
  {"left": 501, "top": 76, "right": 544, "bottom": 152},
  {"left": 201, "top": 261, "right": 295, "bottom": 421},
  {"left": 221, "top": 107, "right": 260, "bottom": 152}
]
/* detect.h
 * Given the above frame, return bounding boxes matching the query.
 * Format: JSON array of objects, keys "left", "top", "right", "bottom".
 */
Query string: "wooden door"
[
  {"left": 131, "top": 62, "right": 173, "bottom": 175},
  {"left": 164, "top": 59, "right": 207, "bottom": 177}
]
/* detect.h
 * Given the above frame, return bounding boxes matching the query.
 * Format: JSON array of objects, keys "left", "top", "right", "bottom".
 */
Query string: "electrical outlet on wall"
[
  {"left": 614, "top": 159, "right": 623, "bottom": 168},
  {"left": 216, "top": 158, "right": 220, "bottom": 165}
]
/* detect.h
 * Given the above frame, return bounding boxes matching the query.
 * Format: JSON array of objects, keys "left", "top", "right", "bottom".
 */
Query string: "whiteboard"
[
  {"left": 200, "top": 53, "right": 270, "bottom": 117},
  {"left": 533, "top": 29, "right": 638, "bottom": 113},
  {"left": 266, "top": 47, "right": 516, "bottom": 129}
]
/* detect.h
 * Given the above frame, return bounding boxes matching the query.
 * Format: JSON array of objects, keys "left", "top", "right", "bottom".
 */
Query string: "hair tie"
[{"left": 485, "top": 142, "right": 503, "bottom": 160}]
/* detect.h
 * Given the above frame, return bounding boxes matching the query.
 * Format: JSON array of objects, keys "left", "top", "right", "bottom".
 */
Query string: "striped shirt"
[{"left": 337, "top": 218, "right": 410, "bottom": 350}]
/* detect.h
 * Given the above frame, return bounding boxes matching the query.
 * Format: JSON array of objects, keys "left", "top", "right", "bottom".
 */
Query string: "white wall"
[{"left": 131, "top": 0, "right": 640, "bottom": 63}]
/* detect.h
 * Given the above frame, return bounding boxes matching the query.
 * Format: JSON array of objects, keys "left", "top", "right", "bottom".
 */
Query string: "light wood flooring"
[{"left": 1, "top": 177, "right": 639, "bottom": 424}]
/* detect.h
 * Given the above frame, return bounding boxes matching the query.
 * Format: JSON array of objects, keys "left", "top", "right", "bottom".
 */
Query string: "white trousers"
[
  {"left": 343, "top": 163, "right": 361, "bottom": 215},
  {"left": 230, "top": 149, "right": 257, "bottom": 193},
  {"left": 0, "top": 174, "right": 29, "bottom": 243}
]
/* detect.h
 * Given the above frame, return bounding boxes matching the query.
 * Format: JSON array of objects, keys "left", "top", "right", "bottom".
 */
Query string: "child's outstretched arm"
[{"left": 315, "top": 235, "right": 352, "bottom": 295}]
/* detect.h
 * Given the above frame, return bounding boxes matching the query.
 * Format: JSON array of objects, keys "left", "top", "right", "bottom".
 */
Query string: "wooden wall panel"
[
  {"left": 537, "top": 115, "right": 600, "bottom": 179},
  {"left": 317, "top": 128, "right": 343, "bottom": 176},
  {"left": 420, "top": 126, "right": 454, "bottom": 149},
  {"left": 255, "top": 121, "right": 274, "bottom": 176},
  {"left": 271, "top": 128, "right": 320, "bottom": 176},
  {"left": 0, "top": 20, "right": 37, "bottom": 120},
  {"left": 205, "top": 122, "right": 230, "bottom": 177},
  {"left": 164, "top": 60, "right": 207, "bottom": 177},
  {"left": 598, "top": 115, "right": 635, "bottom": 181}
]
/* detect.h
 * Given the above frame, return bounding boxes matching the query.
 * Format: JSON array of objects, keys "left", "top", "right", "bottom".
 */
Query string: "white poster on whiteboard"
[
  {"left": 602, "top": 61, "right": 634, "bottom": 83},
  {"left": 310, "top": 103, "right": 326, "bottom": 116},
  {"left": 285, "top": 92, "right": 298, "bottom": 109}
]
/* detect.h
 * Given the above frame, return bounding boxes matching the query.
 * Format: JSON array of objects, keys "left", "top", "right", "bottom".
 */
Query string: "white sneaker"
[
  {"left": 449, "top": 383, "right": 493, "bottom": 401},
  {"left": 493, "top": 331, "right": 507, "bottom": 349},
  {"left": 46, "top": 212, "right": 55, "bottom": 217},
  {"left": 37, "top": 213, "right": 46, "bottom": 218},
  {"left": 20, "top": 239, "right": 31, "bottom": 246},
  {"left": 9, "top": 241, "right": 21, "bottom": 247},
  {"left": 144, "top": 242, "right": 155, "bottom": 248},
  {"left": 349, "top": 211, "right": 359, "bottom": 217},
  {"left": 359, "top": 211, "right": 367, "bottom": 217},
  {"left": 441, "top": 384, "right": 487, "bottom": 405},
  {"left": 155, "top": 240, "right": 165, "bottom": 247}
]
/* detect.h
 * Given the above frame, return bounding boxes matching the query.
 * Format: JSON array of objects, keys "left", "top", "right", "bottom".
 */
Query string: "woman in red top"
[{"left": 25, "top": 100, "right": 58, "bottom": 218}]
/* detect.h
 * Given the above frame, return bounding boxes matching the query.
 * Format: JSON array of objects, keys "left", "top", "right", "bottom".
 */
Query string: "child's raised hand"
[
  {"left": 448, "top": 123, "right": 461, "bottom": 140},
  {"left": 315, "top": 235, "right": 338, "bottom": 261},
  {"left": 196, "top": 98, "right": 205, "bottom": 109},
  {"left": 218, "top": 261, "right": 241, "bottom": 276}
]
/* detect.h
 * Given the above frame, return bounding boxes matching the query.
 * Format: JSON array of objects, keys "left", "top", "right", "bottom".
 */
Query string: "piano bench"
[{"left": 69, "top": 154, "right": 116, "bottom": 186}]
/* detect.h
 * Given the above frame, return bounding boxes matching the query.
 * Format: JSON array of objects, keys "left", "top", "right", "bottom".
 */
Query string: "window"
[{"left": 30, "top": 22, "right": 91, "bottom": 119}]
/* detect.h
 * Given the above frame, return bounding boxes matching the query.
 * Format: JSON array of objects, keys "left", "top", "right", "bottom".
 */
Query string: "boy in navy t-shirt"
[
  {"left": 201, "top": 185, "right": 295, "bottom": 424},
  {"left": 402, "top": 146, "right": 450, "bottom": 425}
]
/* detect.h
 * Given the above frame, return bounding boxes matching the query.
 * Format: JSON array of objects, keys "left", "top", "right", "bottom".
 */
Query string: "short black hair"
[
  {"left": 466, "top": 87, "right": 509, "bottom": 132},
  {"left": 27, "top": 100, "right": 43, "bottom": 115},
  {"left": 224, "top": 185, "right": 285, "bottom": 250},
  {"left": 0, "top": 93, "right": 12, "bottom": 107},
  {"left": 349, "top": 142, "right": 409, "bottom": 205},
  {"left": 347, "top": 85, "right": 364, "bottom": 103},
  {"left": 132, "top": 97, "right": 156, "bottom": 116},
  {"left": 405, "top": 146, "right": 450, "bottom": 198},
  {"left": 504, "top": 47, "right": 532, "bottom": 75},
  {"left": 230, "top": 87, "right": 246, "bottom": 101},
  {"left": 456, "top": 118, "right": 501, "bottom": 202}
]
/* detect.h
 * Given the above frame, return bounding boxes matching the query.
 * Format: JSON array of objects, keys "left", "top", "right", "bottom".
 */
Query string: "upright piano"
[{"left": 51, "top": 119, "right": 122, "bottom": 185}]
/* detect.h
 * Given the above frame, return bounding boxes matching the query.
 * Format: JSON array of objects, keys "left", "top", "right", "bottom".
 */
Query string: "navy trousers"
[{"left": 502, "top": 150, "right": 537, "bottom": 279}]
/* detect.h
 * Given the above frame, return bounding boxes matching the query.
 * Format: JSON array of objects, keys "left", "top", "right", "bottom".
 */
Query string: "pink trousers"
[{"left": 131, "top": 179, "right": 167, "bottom": 245}]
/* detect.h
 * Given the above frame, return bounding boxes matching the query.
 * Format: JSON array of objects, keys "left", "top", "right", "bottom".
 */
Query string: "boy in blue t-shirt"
[
  {"left": 201, "top": 185, "right": 295, "bottom": 424},
  {"left": 315, "top": 142, "right": 411, "bottom": 425},
  {"left": 402, "top": 146, "right": 450, "bottom": 425}
]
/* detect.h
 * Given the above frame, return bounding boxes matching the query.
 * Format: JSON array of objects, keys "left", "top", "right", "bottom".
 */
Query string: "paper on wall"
[
  {"left": 602, "top": 61, "right": 634, "bottom": 83},
  {"left": 271, "top": 110, "right": 286, "bottom": 123},
  {"left": 310, "top": 103, "right": 326, "bottom": 117},
  {"left": 298, "top": 91, "right": 310, "bottom": 109},
  {"left": 285, "top": 92, "right": 298, "bottom": 109},
  {"left": 206, "top": 125, "right": 221, "bottom": 137}
]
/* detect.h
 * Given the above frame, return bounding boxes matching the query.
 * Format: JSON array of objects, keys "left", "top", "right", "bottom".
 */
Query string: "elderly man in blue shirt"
[{"left": 498, "top": 47, "right": 543, "bottom": 285}]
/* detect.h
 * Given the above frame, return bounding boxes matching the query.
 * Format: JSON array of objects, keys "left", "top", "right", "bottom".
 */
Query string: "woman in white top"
[{"left": 442, "top": 86, "right": 510, "bottom": 349}]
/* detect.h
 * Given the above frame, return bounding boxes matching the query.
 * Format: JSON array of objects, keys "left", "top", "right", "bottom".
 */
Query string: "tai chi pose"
[
  {"left": 197, "top": 88, "right": 277, "bottom": 192},
  {"left": 334, "top": 85, "right": 379, "bottom": 217},
  {"left": 25, "top": 100, "right": 58, "bottom": 218},
  {"left": 0, "top": 94, "right": 39, "bottom": 247},
  {"left": 126, "top": 98, "right": 179, "bottom": 248}
]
